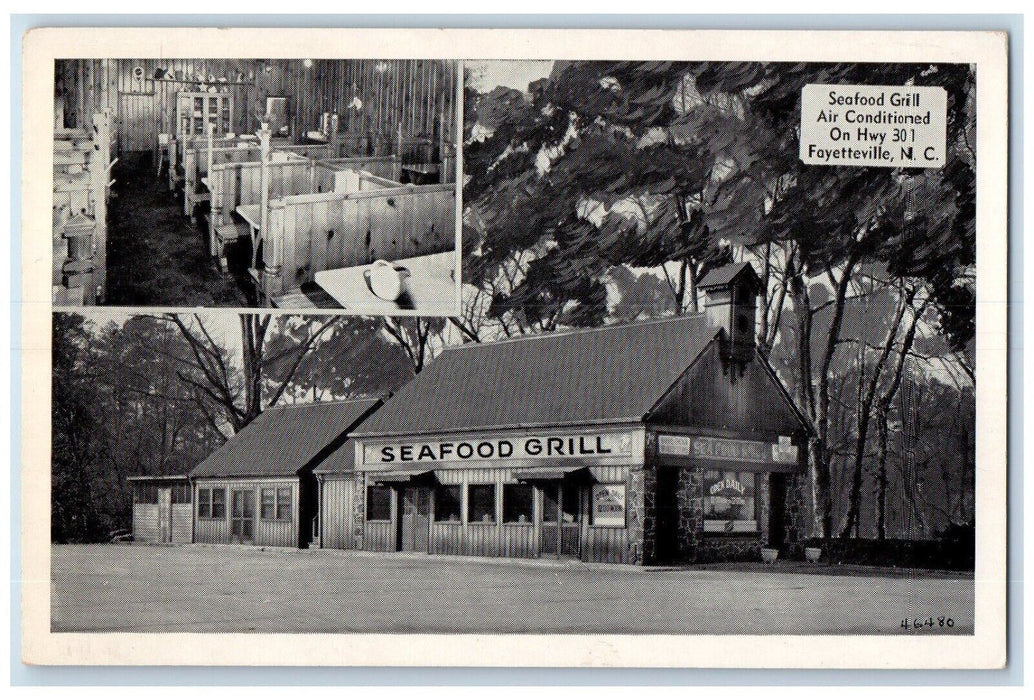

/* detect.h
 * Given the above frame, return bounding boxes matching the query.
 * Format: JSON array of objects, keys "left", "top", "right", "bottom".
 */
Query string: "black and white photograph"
[
  {"left": 20, "top": 27, "right": 1008, "bottom": 669},
  {"left": 52, "top": 57, "right": 460, "bottom": 312}
]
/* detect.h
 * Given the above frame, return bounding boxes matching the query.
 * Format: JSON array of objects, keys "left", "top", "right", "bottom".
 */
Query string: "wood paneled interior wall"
[{"left": 55, "top": 59, "right": 457, "bottom": 154}]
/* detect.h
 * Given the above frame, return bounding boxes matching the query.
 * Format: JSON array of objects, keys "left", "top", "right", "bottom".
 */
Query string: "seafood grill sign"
[
  {"left": 657, "top": 434, "right": 798, "bottom": 465},
  {"left": 363, "top": 432, "right": 634, "bottom": 465},
  {"left": 799, "top": 84, "right": 947, "bottom": 168}
]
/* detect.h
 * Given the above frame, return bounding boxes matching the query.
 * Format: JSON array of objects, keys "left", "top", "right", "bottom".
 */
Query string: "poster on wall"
[{"left": 591, "top": 483, "right": 626, "bottom": 527}]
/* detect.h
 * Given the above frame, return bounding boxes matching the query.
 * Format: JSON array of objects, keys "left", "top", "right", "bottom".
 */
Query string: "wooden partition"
[
  {"left": 183, "top": 144, "right": 262, "bottom": 215},
  {"left": 209, "top": 159, "right": 313, "bottom": 226},
  {"left": 258, "top": 182, "right": 454, "bottom": 301}
]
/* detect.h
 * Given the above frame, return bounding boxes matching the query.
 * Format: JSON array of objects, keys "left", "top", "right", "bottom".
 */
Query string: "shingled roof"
[
  {"left": 353, "top": 315, "right": 721, "bottom": 438},
  {"left": 191, "top": 398, "right": 381, "bottom": 479},
  {"left": 697, "top": 261, "right": 760, "bottom": 289}
]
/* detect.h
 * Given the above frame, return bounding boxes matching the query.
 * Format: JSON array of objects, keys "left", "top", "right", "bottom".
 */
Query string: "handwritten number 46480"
[{"left": 901, "top": 617, "right": 954, "bottom": 630}]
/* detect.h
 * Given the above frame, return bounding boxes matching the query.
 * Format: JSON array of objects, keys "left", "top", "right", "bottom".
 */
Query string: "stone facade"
[
  {"left": 351, "top": 471, "right": 366, "bottom": 550},
  {"left": 782, "top": 470, "right": 808, "bottom": 558},
  {"left": 625, "top": 465, "right": 656, "bottom": 565},
  {"left": 675, "top": 467, "right": 704, "bottom": 562}
]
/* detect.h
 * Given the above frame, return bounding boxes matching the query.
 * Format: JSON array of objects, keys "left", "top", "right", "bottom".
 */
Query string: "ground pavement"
[{"left": 50, "top": 544, "right": 974, "bottom": 634}]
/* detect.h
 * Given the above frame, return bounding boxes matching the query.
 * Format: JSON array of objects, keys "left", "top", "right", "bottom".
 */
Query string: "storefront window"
[
  {"left": 703, "top": 470, "right": 758, "bottom": 533},
  {"left": 434, "top": 485, "right": 461, "bottom": 522},
  {"left": 467, "top": 484, "right": 496, "bottom": 523},
  {"left": 366, "top": 485, "right": 391, "bottom": 521},
  {"left": 503, "top": 484, "right": 533, "bottom": 524}
]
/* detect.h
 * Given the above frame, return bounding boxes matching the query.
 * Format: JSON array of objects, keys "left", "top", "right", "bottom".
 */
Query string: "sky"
[{"left": 465, "top": 60, "right": 554, "bottom": 94}]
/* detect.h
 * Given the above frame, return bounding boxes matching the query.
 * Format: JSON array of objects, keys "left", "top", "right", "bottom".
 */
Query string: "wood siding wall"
[
  {"left": 270, "top": 184, "right": 454, "bottom": 292},
  {"left": 193, "top": 478, "right": 299, "bottom": 548},
  {"left": 351, "top": 465, "right": 632, "bottom": 563},
  {"left": 55, "top": 59, "right": 457, "bottom": 155},
  {"left": 131, "top": 503, "right": 192, "bottom": 544},
  {"left": 319, "top": 476, "right": 356, "bottom": 550},
  {"left": 647, "top": 341, "right": 806, "bottom": 440}
]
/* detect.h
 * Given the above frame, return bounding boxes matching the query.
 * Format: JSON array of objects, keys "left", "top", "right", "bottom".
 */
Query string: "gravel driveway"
[{"left": 50, "top": 544, "right": 974, "bottom": 634}]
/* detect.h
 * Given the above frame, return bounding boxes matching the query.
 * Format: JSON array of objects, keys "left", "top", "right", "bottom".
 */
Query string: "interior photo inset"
[{"left": 52, "top": 58, "right": 460, "bottom": 312}]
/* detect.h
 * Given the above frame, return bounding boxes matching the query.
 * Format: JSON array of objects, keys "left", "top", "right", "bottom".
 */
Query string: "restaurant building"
[
  {"left": 187, "top": 398, "right": 381, "bottom": 548},
  {"left": 328, "top": 262, "right": 811, "bottom": 564}
]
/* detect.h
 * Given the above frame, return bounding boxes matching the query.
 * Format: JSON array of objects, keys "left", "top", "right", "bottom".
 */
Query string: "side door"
[{"left": 231, "top": 488, "right": 255, "bottom": 544}]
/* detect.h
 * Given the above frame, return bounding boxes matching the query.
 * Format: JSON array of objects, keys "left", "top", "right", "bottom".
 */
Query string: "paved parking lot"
[{"left": 51, "top": 544, "right": 973, "bottom": 634}]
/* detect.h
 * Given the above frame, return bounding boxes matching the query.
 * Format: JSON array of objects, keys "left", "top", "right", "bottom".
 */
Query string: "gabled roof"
[
  {"left": 698, "top": 261, "right": 760, "bottom": 290},
  {"left": 353, "top": 315, "right": 721, "bottom": 438},
  {"left": 191, "top": 399, "right": 381, "bottom": 479}
]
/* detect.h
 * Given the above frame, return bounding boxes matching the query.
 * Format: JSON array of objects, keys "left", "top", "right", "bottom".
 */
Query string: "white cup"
[{"left": 365, "top": 259, "right": 411, "bottom": 302}]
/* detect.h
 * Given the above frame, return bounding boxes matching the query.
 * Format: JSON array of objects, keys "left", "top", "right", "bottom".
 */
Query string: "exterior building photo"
[
  {"left": 340, "top": 263, "right": 809, "bottom": 564},
  {"left": 130, "top": 398, "right": 380, "bottom": 548},
  {"left": 126, "top": 264, "right": 808, "bottom": 564}
]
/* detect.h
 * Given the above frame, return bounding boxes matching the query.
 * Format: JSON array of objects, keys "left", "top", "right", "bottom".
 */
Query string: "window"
[
  {"left": 261, "top": 488, "right": 275, "bottom": 520},
  {"left": 434, "top": 485, "right": 462, "bottom": 522},
  {"left": 172, "top": 483, "right": 191, "bottom": 504},
  {"left": 261, "top": 487, "right": 292, "bottom": 521},
  {"left": 467, "top": 484, "right": 496, "bottom": 523},
  {"left": 503, "top": 484, "right": 533, "bottom": 524},
  {"left": 276, "top": 487, "right": 292, "bottom": 520},
  {"left": 134, "top": 483, "right": 158, "bottom": 504},
  {"left": 198, "top": 487, "right": 226, "bottom": 519},
  {"left": 212, "top": 488, "right": 226, "bottom": 518},
  {"left": 366, "top": 485, "right": 391, "bottom": 521},
  {"left": 591, "top": 483, "right": 626, "bottom": 527},
  {"left": 703, "top": 470, "right": 758, "bottom": 533}
]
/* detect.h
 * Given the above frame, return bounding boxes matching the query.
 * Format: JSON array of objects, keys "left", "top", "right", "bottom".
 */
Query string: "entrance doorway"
[
  {"left": 231, "top": 489, "right": 255, "bottom": 544},
  {"left": 398, "top": 487, "right": 431, "bottom": 552},
  {"left": 539, "top": 482, "right": 581, "bottom": 558},
  {"left": 654, "top": 467, "right": 679, "bottom": 562}
]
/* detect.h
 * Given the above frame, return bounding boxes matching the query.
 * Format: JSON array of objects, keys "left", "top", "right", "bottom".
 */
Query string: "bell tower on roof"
[{"left": 698, "top": 262, "right": 762, "bottom": 365}]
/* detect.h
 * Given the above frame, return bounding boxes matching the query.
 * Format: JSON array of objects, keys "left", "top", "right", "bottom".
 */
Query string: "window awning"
[
  {"left": 370, "top": 470, "right": 438, "bottom": 485},
  {"left": 513, "top": 466, "right": 595, "bottom": 482}
]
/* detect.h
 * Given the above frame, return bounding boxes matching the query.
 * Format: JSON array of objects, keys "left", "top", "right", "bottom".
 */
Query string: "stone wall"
[
  {"left": 675, "top": 467, "right": 704, "bottom": 562},
  {"left": 782, "top": 471, "right": 807, "bottom": 558},
  {"left": 351, "top": 472, "right": 366, "bottom": 550},
  {"left": 625, "top": 465, "right": 653, "bottom": 565},
  {"left": 697, "top": 536, "right": 763, "bottom": 562}
]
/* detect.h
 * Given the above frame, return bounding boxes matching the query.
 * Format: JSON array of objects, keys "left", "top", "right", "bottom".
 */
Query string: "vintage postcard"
[{"left": 20, "top": 27, "right": 1008, "bottom": 668}]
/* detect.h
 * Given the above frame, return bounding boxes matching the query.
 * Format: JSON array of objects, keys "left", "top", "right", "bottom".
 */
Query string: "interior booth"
[
  {"left": 129, "top": 475, "right": 192, "bottom": 544},
  {"left": 340, "top": 263, "right": 811, "bottom": 564}
]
